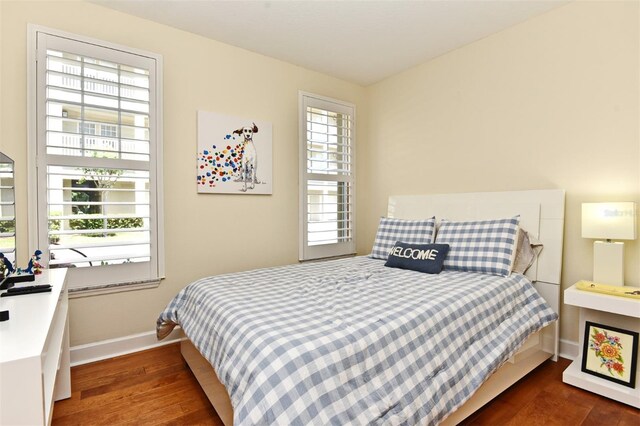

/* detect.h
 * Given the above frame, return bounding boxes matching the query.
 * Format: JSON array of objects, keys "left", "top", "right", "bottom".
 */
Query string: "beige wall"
[
  {"left": 359, "top": 0, "right": 639, "bottom": 344},
  {"left": 0, "top": 0, "right": 367, "bottom": 345},
  {"left": 1, "top": 0, "right": 638, "bottom": 349}
]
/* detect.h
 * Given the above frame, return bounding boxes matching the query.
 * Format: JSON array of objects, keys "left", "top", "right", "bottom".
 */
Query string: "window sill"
[
  {"left": 68, "top": 277, "right": 164, "bottom": 299},
  {"left": 299, "top": 253, "right": 357, "bottom": 263}
]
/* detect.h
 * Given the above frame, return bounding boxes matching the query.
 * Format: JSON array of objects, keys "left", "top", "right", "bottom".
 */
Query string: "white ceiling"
[{"left": 92, "top": 0, "right": 570, "bottom": 86}]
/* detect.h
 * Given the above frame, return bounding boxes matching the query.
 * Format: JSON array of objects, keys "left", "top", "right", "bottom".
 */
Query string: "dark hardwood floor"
[
  {"left": 53, "top": 343, "right": 223, "bottom": 425},
  {"left": 460, "top": 358, "right": 639, "bottom": 426},
  {"left": 53, "top": 343, "right": 639, "bottom": 425}
]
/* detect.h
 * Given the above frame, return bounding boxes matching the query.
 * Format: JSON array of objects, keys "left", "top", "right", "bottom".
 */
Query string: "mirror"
[{"left": 0, "top": 152, "right": 16, "bottom": 277}]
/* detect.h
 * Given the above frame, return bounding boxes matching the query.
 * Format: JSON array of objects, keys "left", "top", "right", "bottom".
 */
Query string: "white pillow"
[{"left": 512, "top": 228, "right": 544, "bottom": 275}]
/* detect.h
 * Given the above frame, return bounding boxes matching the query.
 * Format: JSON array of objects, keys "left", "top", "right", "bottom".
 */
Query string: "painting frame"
[
  {"left": 581, "top": 321, "right": 638, "bottom": 388},
  {"left": 196, "top": 110, "right": 273, "bottom": 195}
]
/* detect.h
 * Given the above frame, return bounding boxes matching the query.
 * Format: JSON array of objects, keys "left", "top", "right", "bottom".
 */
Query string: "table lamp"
[{"left": 582, "top": 202, "right": 637, "bottom": 286}]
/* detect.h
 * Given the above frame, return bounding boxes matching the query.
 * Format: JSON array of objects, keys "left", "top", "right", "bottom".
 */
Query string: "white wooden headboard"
[
  {"left": 387, "top": 189, "right": 565, "bottom": 285},
  {"left": 388, "top": 189, "right": 565, "bottom": 360}
]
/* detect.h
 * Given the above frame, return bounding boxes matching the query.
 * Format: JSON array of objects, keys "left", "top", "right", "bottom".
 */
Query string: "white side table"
[{"left": 563, "top": 283, "right": 640, "bottom": 408}]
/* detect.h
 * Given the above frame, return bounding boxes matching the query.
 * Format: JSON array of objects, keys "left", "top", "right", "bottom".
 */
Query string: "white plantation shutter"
[
  {"left": 30, "top": 28, "right": 163, "bottom": 290},
  {"left": 299, "top": 93, "right": 356, "bottom": 260},
  {"left": 0, "top": 155, "right": 16, "bottom": 267}
]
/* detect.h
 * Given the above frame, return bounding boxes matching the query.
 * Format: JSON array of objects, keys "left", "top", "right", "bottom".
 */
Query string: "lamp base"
[{"left": 593, "top": 241, "right": 624, "bottom": 286}]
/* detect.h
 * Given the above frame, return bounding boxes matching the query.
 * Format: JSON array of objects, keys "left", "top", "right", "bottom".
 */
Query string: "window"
[
  {"left": 299, "top": 92, "right": 355, "bottom": 260},
  {"left": 100, "top": 124, "right": 117, "bottom": 138},
  {"left": 81, "top": 122, "right": 96, "bottom": 135},
  {"left": 28, "top": 26, "right": 163, "bottom": 292},
  {"left": 0, "top": 154, "right": 16, "bottom": 269}
]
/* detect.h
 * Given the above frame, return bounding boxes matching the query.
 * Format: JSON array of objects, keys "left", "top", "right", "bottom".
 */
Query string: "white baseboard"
[
  {"left": 70, "top": 327, "right": 185, "bottom": 367},
  {"left": 559, "top": 338, "right": 579, "bottom": 360}
]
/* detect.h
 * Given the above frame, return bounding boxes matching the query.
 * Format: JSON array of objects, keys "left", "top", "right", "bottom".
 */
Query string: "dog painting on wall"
[
  {"left": 232, "top": 123, "right": 260, "bottom": 192},
  {"left": 197, "top": 111, "right": 272, "bottom": 194}
]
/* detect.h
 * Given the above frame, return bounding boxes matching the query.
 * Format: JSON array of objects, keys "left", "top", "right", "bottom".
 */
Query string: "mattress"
[{"left": 157, "top": 256, "right": 557, "bottom": 425}]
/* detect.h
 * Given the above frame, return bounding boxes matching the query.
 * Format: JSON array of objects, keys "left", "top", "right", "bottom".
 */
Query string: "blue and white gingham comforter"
[{"left": 157, "top": 256, "right": 557, "bottom": 425}]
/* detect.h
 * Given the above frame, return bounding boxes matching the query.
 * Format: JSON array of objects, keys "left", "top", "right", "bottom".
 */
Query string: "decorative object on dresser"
[
  {"left": 0, "top": 252, "right": 14, "bottom": 276},
  {"left": 582, "top": 202, "right": 637, "bottom": 286},
  {"left": 25, "top": 249, "right": 44, "bottom": 274}
]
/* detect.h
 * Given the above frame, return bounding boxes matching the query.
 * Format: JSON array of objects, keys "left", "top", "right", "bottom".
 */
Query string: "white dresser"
[{"left": 0, "top": 269, "right": 71, "bottom": 425}]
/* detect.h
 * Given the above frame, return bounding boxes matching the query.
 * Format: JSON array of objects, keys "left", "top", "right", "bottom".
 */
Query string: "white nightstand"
[{"left": 562, "top": 283, "right": 640, "bottom": 408}]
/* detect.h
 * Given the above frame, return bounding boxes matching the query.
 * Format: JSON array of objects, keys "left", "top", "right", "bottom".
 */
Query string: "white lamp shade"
[{"left": 582, "top": 202, "right": 637, "bottom": 240}]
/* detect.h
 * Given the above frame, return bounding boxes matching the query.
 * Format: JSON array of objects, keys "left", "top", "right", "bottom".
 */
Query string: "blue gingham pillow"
[
  {"left": 371, "top": 217, "right": 436, "bottom": 260},
  {"left": 435, "top": 216, "right": 520, "bottom": 276}
]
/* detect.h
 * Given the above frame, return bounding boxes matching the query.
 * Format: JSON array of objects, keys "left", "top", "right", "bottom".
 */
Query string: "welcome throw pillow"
[{"left": 384, "top": 242, "right": 450, "bottom": 274}]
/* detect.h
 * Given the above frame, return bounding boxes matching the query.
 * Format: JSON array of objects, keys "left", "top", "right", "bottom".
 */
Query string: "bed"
[{"left": 157, "top": 189, "right": 565, "bottom": 425}]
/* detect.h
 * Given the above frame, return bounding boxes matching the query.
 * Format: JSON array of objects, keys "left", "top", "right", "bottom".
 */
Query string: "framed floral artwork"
[{"left": 581, "top": 321, "right": 638, "bottom": 388}]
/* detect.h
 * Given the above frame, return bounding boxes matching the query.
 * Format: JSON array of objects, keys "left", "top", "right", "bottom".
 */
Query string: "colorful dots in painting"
[{"left": 197, "top": 140, "right": 246, "bottom": 188}]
